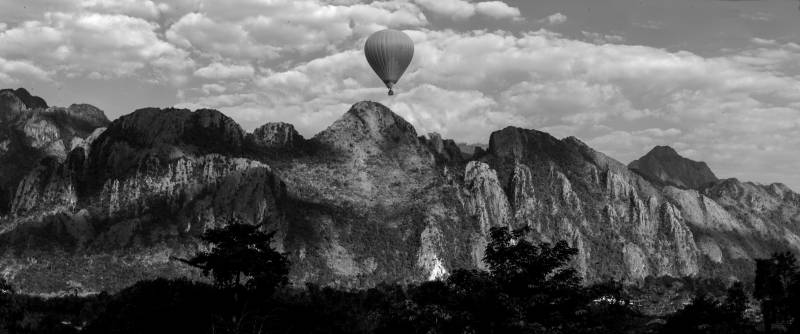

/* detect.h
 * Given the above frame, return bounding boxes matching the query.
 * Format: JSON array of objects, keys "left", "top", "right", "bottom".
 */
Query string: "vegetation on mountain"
[{"left": 8, "top": 224, "right": 799, "bottom": 334}]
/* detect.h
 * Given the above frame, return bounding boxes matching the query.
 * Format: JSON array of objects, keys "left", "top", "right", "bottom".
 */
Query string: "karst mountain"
[{"left": 1, "top": 88, "right": 799, "bottom": 294}]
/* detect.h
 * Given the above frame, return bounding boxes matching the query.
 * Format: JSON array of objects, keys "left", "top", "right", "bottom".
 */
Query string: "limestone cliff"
[
  {"left": 2, "top": 94, "right": 800, "bottom": 294},
  {"left": 629, "top": 145, "right": 718, "bottom": 190},
  {"left": 0, "top": 88, "right": 109, "bottom": 215},
  {"left": 251, "top": 122, "right": 304, "bottom": 149}
]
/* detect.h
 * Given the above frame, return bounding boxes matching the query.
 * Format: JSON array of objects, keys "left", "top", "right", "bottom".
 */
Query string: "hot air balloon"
[{"left": 364, "top": 29, "right": 414, "bottom": 96}]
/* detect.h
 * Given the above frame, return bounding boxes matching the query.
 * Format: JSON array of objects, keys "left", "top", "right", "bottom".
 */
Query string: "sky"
[{"left": 1, "top": 0, "right": 800, "bottom": 190}]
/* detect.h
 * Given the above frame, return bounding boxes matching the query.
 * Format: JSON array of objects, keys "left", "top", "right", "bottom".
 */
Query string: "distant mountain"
[
  {"left": 457, "top": 142, "right": 487, "bottom": 159},
  {"left": 1, "top": 89, "right": 799, "bottom": 295},
  {"left": 629, "top": 146, "right": 718, "bottom": 190},
  {"left": 0, "top": 88, "right": 109, "bottom": 215}
]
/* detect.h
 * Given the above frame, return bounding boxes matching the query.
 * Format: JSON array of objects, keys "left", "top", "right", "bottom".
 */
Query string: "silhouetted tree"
[
  {"left": 83, "top": 278, "right": 224, "bottom": 334},
  {"left": 755, "top": 252, "right": 798, "bottom": 333},
  {"left": 0, "top": 277, "right": 15, "bottom": 333},
  {"left": 722, "top": 281, "right": 749, "bottom": 325},
  {"left": 484, "top": 227, "right": 581, "bottom": 294},
  {"left": 183, "top": 223, "right": 289, "bottom": 295},
  {"left": 177, "top": 222, "right": 290, "bottom": 333},
  {"left": 663, "top": 292, "right": 723, "bottom": 334},
  {"left": 481, "top": 226, "right": 593, "bottom": 332}
]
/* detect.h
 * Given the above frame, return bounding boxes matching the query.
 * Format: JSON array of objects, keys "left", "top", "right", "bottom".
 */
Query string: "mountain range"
[{"left": 1, "top": 88, "right": 799, "bottom": 294}]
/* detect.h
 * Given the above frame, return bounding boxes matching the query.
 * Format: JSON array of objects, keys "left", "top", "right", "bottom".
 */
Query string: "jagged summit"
[
  {"left": 629, "top": 145, "right": 718, "bottom": 190},
  {"left": 0, "top": 88, "right": 43, "bottom": 121},
  {"left": 0, "top": 88, "right": 48, "bottom": 110},
  {"left": 2, "top": 92, "right": 800, "bottom": 295},
  {"left": 310, "top": 101, "right": 434, "bottom": 173},
  {"left": 252, "top": 122, "right": 304, "bottom": 149},
  {"left": 1, "top": 88, "right": 108, "bottom": 128},
  {"left": 105, "top": 107, "right": 245, "bottom": 150},
  {"left": 65, "top": 103, "right": 110, "bottom": 125},
  {"left": 0, "top": 88, "right": 110, "bottom": 214},
  {"left": 420, "top": 132, "right": 463, "bottom": 164},
  {"left": 314, "top": 101, "right": 419, "bottom": 149},
  {"left": 488, "top": 126, "right": 562, "bottom": 161}
]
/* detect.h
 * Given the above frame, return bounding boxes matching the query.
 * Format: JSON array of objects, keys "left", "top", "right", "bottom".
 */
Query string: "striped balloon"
[{"left": 364, "top": 29, "right": 414, "bottom": 96}]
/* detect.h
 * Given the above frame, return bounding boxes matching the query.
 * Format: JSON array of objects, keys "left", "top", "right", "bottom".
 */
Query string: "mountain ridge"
[
  {"left": 629, "top": 145, "right": 719, "bottom": 190},
  {"left": 1, "top": 88, "right": 799, "bottom": 294}
]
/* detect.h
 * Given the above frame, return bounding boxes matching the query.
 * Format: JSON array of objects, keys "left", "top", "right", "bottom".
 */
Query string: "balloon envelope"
[{"left": 364, "top": 29, "right": 414, "bottom": 95}]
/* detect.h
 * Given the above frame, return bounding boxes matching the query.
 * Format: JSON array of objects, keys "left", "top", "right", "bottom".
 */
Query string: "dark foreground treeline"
[{"left": 2, "top": 224, "right": 800, "bottom": 334}]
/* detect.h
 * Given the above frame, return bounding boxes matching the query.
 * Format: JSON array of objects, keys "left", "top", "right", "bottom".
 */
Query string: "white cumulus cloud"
[
  {"left": 542, "top": 12, "right": 566, "bottom": 25},
  {"left": 194, "top": 62, "right": 255, "bottom": 80},
  {"left": 414, "top": 0, "right": 520, "bottom": 20}
]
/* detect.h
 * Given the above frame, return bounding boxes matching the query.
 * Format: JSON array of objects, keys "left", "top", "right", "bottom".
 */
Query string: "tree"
[
  {"left": 482, "top": 226, "right": 586, "bottom": 332},
  {"left": 0, "top": 277, "right": 16, "bottom": 333},
  {"left": 755, "top": 252, "right": 798, "bottom": 333},
  {"left": 484, "top": 226, "right": 580, "bottom": 294},
  {"left": 182, "top": 223, "right": 289, "bottom": 295},
  {"left": 722, "top": 281, "right": 748, "bottom": 324}
]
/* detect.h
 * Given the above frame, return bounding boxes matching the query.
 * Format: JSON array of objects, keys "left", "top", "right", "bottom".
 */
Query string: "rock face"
[
  {"left": 629, "top": 146, "right": 718, "bottom": 189},
  {"left": 420, "top": 132, "right": 464, "bottom": 164},
  {"left": 1, "top": 102, "right": 286, "bottom": 293},
  {"left": 0, "top": 88, "right": 109, "bottom": 215},
  {"left": 2, "top": 93, "right": 800, "bottom": 294},
  {"left": 252, "top": 122, "right": 304, "bottom": 149}
]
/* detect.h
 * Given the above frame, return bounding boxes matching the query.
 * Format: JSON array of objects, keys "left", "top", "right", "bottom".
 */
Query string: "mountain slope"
[
  {"left": 2, "top": 91, "right": 800, "bottom": 294},
  {"left": 629, "top": 146, "right": 718, "bottom": 190},
  {"left": 0, "top": 88, "right": 109, "bottom": 215}
]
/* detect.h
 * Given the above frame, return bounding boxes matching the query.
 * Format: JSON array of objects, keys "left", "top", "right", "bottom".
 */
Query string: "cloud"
[
  {"left": 173, "top": 26, "right": 800, "bottom": 190},
  {"left": 581, "top": 31, "right": 625, "bottom": 44},
  {"left": 475, "top": 1, "right": 521, "bottom": 19},
  {"left": 740, "top": 11, "right": 772, "bottom": 21},
  {"left": 414, "top": 0, "right": 520, "bottom": 20},
  {"left": 541, "top": 12, "right": 567, "bottom": 25},
  {"left": 79, "top": 0, "right": 168, "bottom": 19},
  {"left": 414, "top": 0, "right": 476, "bottom": 20},
  {"left": 1, "top": 0, "right": 799, "bottom": 189},
  {"left": 0, "top": 11, "right": 193, "bottom": 82},
  {"left": 201, "top": 83, "right": 227, "bottom": 95},
  {"left": 0, "top": 57, "right": 53, "bottom": 83},
  {"left": 0, "top": 0, "right": 430, "bottom": 84},
  {"left": 194, "top": 62, "right": 255, "bottom": 80},
  {"left": 633, "top": 20, "right": 663, "bottom": 30},
  {"left": 165, "top": 0, "right": 429, "bottom": 61}
]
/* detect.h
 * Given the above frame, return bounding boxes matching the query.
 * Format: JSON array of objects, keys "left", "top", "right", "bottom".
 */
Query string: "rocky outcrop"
[
  {"left": 476, "top": 127, "right": 704, "bottom": 281},
  {"left": 0, "top": 90, "right": 29, "bottom": 122},
  {"left": 420, "top": 132, "right": 463, "bottom": 164},
  {"left": 3, "top": 95, "right": 800, "bottom": 294},
  {"left": 252, "top": 122, "right": 304, "bottom": 149},
  {"left": 313, "top": 101, "right": 431, "bottom": 168},
  {"left": 1, "top": 106, "right": 287, "bottom": 293},
  {"left": 629, "top": 146, "right": 718, "bottom": 190},
  {"left": 0, "top": 88, "right": 109, "bottom": 216}
]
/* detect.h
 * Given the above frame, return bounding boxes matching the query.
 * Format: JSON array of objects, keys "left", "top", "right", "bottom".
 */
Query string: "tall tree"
[
  {"left": 755, "top": 252, "right": 798, "bottom": 333},
  {"left": 183, "top": 223, "right": 289, "bottom": 294},
  {"left": 484, "top": 226, "right": 580, "bottom": 294}
]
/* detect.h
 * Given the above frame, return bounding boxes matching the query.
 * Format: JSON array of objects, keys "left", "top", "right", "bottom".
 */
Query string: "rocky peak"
[
  {"left": 85, "top": 107, "right": 246, "bottom": 192},
  {"left": 66, "top": 103, "right": 110, "bottom": 126},
  {"left": 485, "top": 127, "right": 595, "bottom": 191},
  {"left": 106, "top": 107, "right": 245, "bottom": 152},
  {"left": 420, "top": 132, "right": 463, "bottom": 164},
  {"left": 313, "top": 101, "right": 421, "bottom": 153},
  {"left": 2, "top": 88, "right": 48, "bottom": 110},
  {"left": 629, "top": 145, "right": 718, "bottom": 190},
  {"left": 252, "top": 122, "right": 304, "bottom": 149},
  {"left": 704, "top": 178, "right": 799, "bottom": 204},
  {"left": 0, "top": 89, "right": 31, "bottom": 122},
  {"left": 487, "top": 126, "right": 565, "bottom": 162}
]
